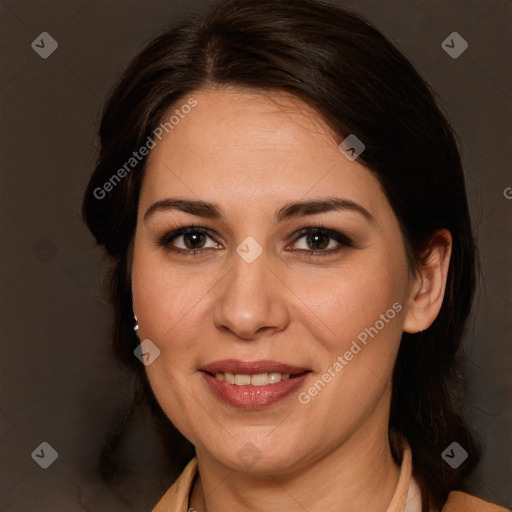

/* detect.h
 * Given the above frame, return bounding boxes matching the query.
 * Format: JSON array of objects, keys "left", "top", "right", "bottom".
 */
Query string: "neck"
[{"left": 190, "top": 415, "right": 401, "bottom": 512}]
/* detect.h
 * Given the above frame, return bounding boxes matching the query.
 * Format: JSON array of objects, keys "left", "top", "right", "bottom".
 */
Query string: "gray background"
[{"left": 1, "top": 0, "right": 511, "bottom": 510}]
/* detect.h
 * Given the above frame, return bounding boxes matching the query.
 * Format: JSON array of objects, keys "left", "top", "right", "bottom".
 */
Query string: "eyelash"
[{"left": 158, "top": 224, "right": 354, "bottom": 258}]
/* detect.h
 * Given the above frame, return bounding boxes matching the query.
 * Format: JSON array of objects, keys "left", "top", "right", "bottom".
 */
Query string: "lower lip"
[{"left": 201, "top": 372, "right": 310, "bottom": 409}]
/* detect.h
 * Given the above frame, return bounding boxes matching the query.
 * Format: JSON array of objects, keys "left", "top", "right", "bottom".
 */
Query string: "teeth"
[
  {"left": 234, "top": 374, "right": 251, "bottom": 386},
  {"left": 251, "top": 373, "right": 269, "bottom": 386},
  {"left": 214, "top": 372, "right": 292, "bottom": 386}
]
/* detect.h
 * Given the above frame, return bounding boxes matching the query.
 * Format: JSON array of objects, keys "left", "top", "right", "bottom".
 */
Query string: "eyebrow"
[{"left": 143, "top": 197, "right": 373, "bottom": 223}]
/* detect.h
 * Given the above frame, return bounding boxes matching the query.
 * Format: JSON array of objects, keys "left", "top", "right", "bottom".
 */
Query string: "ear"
[{"left": 403, "top": 229, "right": 452, "bottom": 333}]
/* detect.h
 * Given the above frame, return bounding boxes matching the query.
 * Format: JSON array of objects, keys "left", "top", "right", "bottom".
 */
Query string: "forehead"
[{"left": 141, "top": 88, "right": 386, "bottom": 218}]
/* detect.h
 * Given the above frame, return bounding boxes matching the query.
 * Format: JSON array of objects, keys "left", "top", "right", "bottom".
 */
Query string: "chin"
[{"left": 199, "top": 433, "right": 308, "bottom": 475}]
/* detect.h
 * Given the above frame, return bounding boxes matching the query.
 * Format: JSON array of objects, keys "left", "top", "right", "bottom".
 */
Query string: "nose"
[{"left": 212, "top": 250, "right": 290, "bottom": 340}]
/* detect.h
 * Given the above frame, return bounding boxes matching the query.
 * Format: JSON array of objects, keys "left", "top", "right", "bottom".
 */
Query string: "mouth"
[
  {"left": 205, "top": 371, "right": 295, "bottom": 386},
  {"left": 199, "top": 359, "right": 311, "bottom": 409}
]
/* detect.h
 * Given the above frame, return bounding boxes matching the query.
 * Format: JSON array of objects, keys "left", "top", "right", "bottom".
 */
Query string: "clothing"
[{"left": 152, "top": 441, "right": 508, "bottom": 512}]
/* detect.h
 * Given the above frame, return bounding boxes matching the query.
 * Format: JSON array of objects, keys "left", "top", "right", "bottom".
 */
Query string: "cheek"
[
  {"left": 293, "top": 265, "right": 406, "bottom": 425},
  {"left": 131, "top": 249, "right": 214, "bottom": 435},
  {"left": 292, "top": 250, "right": 408, "bottom": 353},
  {"left": 131, "top": 248, "right": 218, "bottom": 361}
]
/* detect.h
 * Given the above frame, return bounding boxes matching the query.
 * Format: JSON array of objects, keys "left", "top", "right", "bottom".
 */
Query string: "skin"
[{"left": 131, "top": 88, "right": 452, "bottom": 512}]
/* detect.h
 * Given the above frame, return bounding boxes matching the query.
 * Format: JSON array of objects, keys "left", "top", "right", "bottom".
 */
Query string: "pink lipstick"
[{"left": 200, "top": 359, "right": 311, "bottom": 409}]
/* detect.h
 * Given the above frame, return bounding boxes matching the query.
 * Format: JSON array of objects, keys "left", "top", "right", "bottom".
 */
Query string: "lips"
[{"left": 200, "top": 359, "right": 311, "bottom": 409}]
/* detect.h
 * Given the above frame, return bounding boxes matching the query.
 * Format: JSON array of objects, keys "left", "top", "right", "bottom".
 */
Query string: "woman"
[{"left": 83, "top": 0, "right": 508, "bottom": 510}]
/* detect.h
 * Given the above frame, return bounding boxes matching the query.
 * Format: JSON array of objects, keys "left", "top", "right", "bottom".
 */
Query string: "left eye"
[{"left": 291, "top": 229, "right": 343, "bottom": 252}]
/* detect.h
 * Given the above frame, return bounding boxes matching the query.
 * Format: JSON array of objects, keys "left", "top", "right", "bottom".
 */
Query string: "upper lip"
[{"left": 200, "top": 359, "right": 309, "bottom": 376}]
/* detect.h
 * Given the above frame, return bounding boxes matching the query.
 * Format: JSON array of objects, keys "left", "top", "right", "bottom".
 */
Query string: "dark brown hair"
[{"left": 83, "top": 0, "right": 480, "bottom": 509}]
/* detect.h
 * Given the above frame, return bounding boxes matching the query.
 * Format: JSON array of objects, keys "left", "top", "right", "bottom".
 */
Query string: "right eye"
[{"left": 159, "top": 227, "right": 223, "bottom": 255}]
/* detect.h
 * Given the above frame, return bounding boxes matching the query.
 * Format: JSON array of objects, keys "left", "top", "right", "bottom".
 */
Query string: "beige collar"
[{"left": 153, "top": 440, "right": 421, "bottom": 512}]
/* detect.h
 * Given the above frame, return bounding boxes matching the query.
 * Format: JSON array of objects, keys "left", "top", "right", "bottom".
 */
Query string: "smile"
[
  {"left": 200, "top": 360, "right": 311, "bottom": 408},
  {"left": 212, "top": 372, "right": 291, "bottom": 385}
]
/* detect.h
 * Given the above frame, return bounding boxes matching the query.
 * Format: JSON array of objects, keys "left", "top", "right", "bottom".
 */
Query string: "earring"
[{"left": 133, "top": 313, "right": 139, "bottom": 336}]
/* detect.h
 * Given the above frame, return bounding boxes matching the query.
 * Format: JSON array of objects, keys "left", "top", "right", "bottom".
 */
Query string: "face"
[{"left": 131, "top": 88, "right": 414, "bottom": 474}]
